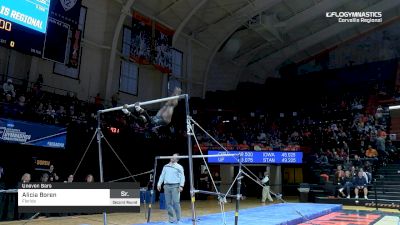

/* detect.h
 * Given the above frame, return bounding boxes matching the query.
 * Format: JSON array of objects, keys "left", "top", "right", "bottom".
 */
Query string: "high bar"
[
  {"left": 98, "top": 94, "right": 187, "bottom": 114},
  {"left": 156, "top": 154, "right": 238, "bottom": 160}
]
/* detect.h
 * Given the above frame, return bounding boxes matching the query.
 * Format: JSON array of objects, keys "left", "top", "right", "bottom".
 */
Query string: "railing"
[
  {"left": 0, "top": 74, "right": 77, "bottom": 98},
  {"left": 30, "top": 83, "right": 76, "bottom": 98}
]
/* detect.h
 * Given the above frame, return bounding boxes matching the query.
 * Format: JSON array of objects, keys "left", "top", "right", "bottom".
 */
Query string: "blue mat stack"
[{"left": 136, "top": 203, "right": 342, "bottom": 225}]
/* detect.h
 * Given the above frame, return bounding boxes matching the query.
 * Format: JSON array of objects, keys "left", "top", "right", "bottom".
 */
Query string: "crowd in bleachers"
[
  {"left": 1, "top": 77, "right": 95, "bottom": 126},
  {"left": 0, "top": 77, "right": 169, "bottom": 137},
  {"left": 193, "top": 93, "right": 393, "bottom": 156}
]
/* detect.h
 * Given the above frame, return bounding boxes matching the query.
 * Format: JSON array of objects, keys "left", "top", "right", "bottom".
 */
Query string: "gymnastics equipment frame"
[
  {"left": 147, "top": 153, "right": 242, "bottom": 225},
  {"left": 95, "top": 94, "right": 190, "bottom": 225}
]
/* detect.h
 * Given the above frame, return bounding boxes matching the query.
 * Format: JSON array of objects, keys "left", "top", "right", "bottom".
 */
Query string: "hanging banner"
[
  {"left": 130, "top": 11, "right": 152, "bottom": 65},
  {"left": 49, "top": 0, "right": 82, "bottom": 29},
  {"left": 67, "top": 29, "right": 82, "bottom": 68},
  {"left": 153, "top": 22, "right": 173, "bottom": 74}
]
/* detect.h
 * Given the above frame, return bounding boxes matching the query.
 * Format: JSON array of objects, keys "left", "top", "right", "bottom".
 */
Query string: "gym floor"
[{"left": 1, "top": 198, "right": 399, "bottom": 225}]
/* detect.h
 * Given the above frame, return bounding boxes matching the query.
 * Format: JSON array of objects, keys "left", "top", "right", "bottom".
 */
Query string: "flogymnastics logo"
[{"left": 326, "top": 11, "right": 382, "bottom": 23}]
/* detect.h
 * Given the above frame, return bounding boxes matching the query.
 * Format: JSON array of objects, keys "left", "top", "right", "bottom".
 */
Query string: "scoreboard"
[
  {"left": 207, "top": 150, "right": 303, "bottom": 164},
  {"left": 0, "top": 0, "right": 50, "bottom": 57},
  {"left": 0, "top": 19, "right": 45, "bottom": 57},
  {"left": 0, "top": 0, "right": 73, "bottom": 63},
  {"left": 0, "top": 0, "right": 51, "bottom": 33}
]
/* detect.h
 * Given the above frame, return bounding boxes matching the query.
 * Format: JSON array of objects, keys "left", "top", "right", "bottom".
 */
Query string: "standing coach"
[{"left": 157, "top": 153, "right": 185, "bottom": 223}]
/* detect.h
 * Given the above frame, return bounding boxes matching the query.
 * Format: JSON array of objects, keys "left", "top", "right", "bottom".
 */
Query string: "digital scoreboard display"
[
  {"left": 18, "top": 183, "right": 140, "bottom": 213},
  {"left": 0, "top": 0, "right": 51, "bottom": 33},
  {"left": 207, "top": 150, "right": 303, "bottom": 164},
  {"left": 0, "top": 0, "right": 75, "bottom": 62},
  {"left": 0, "top": 0, "right": 51, "bottom": 57}
]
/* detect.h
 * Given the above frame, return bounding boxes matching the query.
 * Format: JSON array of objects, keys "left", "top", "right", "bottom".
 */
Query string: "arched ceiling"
[{"left": 127, "top": 0, "right": 400, "bottom": 96}]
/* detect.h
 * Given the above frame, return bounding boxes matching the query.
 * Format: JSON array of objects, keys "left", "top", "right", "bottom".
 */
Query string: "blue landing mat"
[{"left": 138, "top": 203, "right": 342, "bottom": 225}]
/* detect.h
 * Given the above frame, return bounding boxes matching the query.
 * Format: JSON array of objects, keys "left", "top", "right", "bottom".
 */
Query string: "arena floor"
[{"left": 1, "top": 198, "right": 399, "bottom": 225}]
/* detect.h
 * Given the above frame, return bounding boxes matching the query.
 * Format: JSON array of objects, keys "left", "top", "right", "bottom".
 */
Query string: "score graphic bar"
[
  {"left": 18, "top": 183, "right": 140, "bottom": 213},
  {"left": 207, "top": 151, "right": 303, "bottom": 164}
]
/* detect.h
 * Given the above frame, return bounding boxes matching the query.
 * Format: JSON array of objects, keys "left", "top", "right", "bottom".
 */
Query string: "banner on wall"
[
  {"left": 53, "top": 7, "right": 87, "bottom": 79},
  {"left": 130, "top": 11, "right": 152, "bottom": 65},
  {"left": 153, "top": 22, "right": 174, "bottom": 74},
  {"left": 67, "top": 29, "right": 82, "bottom": 68},
  {"left": 0, "top": 118, "right": 67, "bottom": 149},
  {"left": 49, "top": 0, "right": 82, "bottom": 29}
]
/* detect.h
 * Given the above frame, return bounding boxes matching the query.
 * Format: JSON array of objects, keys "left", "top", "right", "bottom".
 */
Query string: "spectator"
[
  {"left": 352, "top": 154, "right": 363, "bottom": 168},
  {"left": 375, "top": 135, "right": 388, "bottom": 159},
  {"left": 238, "top": 140, "right": 249, "bottom": 150},
  {"left": 261, "top": 171, "right": 273, "bottom": 203},
  {"left": 21, "top": 173, "right": 31, "bottom": 183},
  {"left": 353, "top": 171, "right": 368, "bottom": 199},
  {"left": 65, "top": 175, "right": 74, "bottom": 183},
  {"left": 94, "top": 93, "right": 102, "bottom": 105},
  {"left": 0, "top": 166, "right": 4, "bottom": 189},
  {"left": 338, "top": 171, "right": 353, "bottom": 199},
  {"left": 318, "top": 154, "right": 329, "bottom": 166},
  {"left": 213, "top": 172, "right": 221, "bottom": 191},
  {"left": 15, "top": 95, "right": 26, "bottom": 116},
  {"left": 334, "top": 165, "right": 344, "bottom": 184},
  {"left": 40, "top": 173, "right": 49, "bottom": 182},
  {"left": 2, "top": 79, "right": 15, "bottom": 97},
  {"left": 36, "top": 74, "right": 44, "bottom": 87},
  {"left": 365, "top": 145, "right": 378, "bottom": 158},
  {"left": 48, "top": 165, "right": 59, "bottom": 182},
  {"left": 350, "top": 166, "right": 357, "bottom": 177},
  {"left": 359, "top": 168, "right": 371, "bottom": 184},
  {"left": 111, "top": 92, "right": 119, "bottom": 107},
  {"left": 86, "top": 174, "right": 94, "bottom": 183}
]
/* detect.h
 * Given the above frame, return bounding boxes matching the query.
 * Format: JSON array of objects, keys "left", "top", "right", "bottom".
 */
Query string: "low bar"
[
  {"left": 194, "top": 190, "right": 237, "bottom": 199},
  {"left": 98, "top": 94, "right": 187, "bottom": 114},
  {"left": 156, "top": 154, "right": 238, "bottom": 160}
]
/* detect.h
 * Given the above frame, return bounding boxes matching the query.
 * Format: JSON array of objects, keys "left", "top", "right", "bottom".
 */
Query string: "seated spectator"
[
  {"left": 353, "top": 171, "right": 368, "bottom": 199},
  {"left": 40, "top": 173, "right": 49, "bottom": 182},
  {"left": 352, "top": 154, "right": 363, "bottom": 168},
  {"left": 253, "top": 143, "right": 263, "bottom": 151},
  {"left": 227, "top": 136, "right": 238, "bottom": 147},
  {"left": 65, "top": 175, "right": 74, "bottom": 183},
  {"left": 318, "top": 153, "right": 329, "bottom": 166},
  {"left": 338, "top": 171, "right": 353, "bottom": 199},
  {"left": 86, "top": 174, "right": 94, "bottom": 183},
  {"left": 21, "top": 173, "right": 31, "bottom": 183},
  {"left": 48, "top": 165, "right": 59, "bottom": 182},
  {"left": 320, "top": 171, "right": 330, "bottom": 183},
  {"left": 2, "top": 78, "right": 15, "bottom": 97},
  {"left": 2, "top": 94, "right": 14, "bottom": 116},
  {"left": 386, "top": 140, "right": 398, "bottom": 158},
  {"left": 359, "top": 168, "right": 371, "bottom": 184},
  {"left": 238, "top": 140, "right": 249, "bottom": 150},
  {"left": 334, "top": 165, "right": 343, "bottom": 184},
  {"left": 365, "top": 145, "right": 378, "bottom": 158},
  {"left": 0, "top": 166, "right": 4, "bottom": 189},
  {"left": 111, "top": 92, "right": 119, "bottom": 107},
  {"left": 15, "top": 96, "right": 26, "bottom": 117},
  {"left": 350, "top": 166, "right": 357, "bottom": 177}
]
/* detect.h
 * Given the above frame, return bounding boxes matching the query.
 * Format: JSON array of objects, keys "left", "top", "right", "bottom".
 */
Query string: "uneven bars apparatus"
[
  {"left": 148, "top": 153, "right": 240, "bottom": 224},
  {"left": 95, "top": 94, "right": 194, "bottom": 225}
]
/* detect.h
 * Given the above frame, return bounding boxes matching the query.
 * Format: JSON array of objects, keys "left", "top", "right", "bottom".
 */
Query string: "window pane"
[
  {"left": 171, "top": 49, "right": 182, "bottom": 78},
  {"left": 120, "top": 61, "right": 138, "bottom": 95}
]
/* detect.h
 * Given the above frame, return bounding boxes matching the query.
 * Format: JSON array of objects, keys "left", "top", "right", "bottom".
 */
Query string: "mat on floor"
[{"left": 137, "top": 203, "right": 342, "bottom": 225}]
